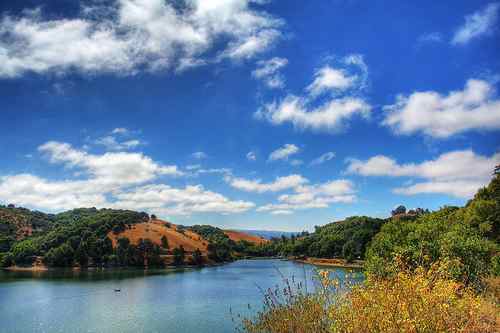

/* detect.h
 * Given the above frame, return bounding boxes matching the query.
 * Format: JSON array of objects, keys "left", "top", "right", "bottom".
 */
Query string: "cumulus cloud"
[
  {"left": 252, "top": 57, "right": 288, "bottom": 89},
  {"left": 452, "top": 2, "right": 499, "bottom": 45},
  {"left": 383, "top": 79, "right": 500, "bottom": 138},
  {"left": 39, "top": 141, "right": 182, "bottom": 187},
  {"left": 256, "top": 95, "right": 371, "bottom": 133},
  {"left": 257, "top": 179, "right": 356, "bottom": 213},
  {"left": 0, "top": 0, "right": 284, "bottom": 78},
  {"left": 346, "top": 149, "right": 500, "bottom": 198},
  {"left": 0, "top": 174, "right": 108, "bottom": 211},
  {"left": 268, "top": 144, "right": 300, "bottom": 161},
  {"left": 306, "top": 66, "right": 356, "bottom": 97},
  {"left": 255, "top": 54, "right": 371, "bottom": 133},
  {"left": 0, "top": 141, "right": 253, "bottom": 216},
  {"left": 226, "top": 174, "right": 308, "bottom": 193},
  {"left": 111, "top": 184, "right": 255, "bottom": 215},
  {"left": 310, "top": 152, "right": 336, "bottom": 166}
]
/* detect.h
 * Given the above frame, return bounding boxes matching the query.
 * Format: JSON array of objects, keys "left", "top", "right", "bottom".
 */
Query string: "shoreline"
[
  {"left": 292, "top": 257, "right": 364, "bottom": 269},
  {"left": 1, "top": 257, "right": 363, "bottom": 274},
  {"left": 2, "top": 261, "right": 227, "bottom": 273}
]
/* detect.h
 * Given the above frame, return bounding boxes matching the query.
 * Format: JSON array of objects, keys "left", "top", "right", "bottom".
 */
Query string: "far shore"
[
  {"left": 2, "top": 257, "right": 364, "bottom": 273},
  {"left": 292, "top": 257, "right": 364, "bottom": 269}
]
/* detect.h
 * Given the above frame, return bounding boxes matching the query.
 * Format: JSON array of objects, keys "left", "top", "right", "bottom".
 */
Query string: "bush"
[
  {"left": 242, "top": 265, "right": 500, "bottom": 333},
  {"left": 173, "top": 246, "right": 185, "bottom": 266},
  {"left": 192, "top": 248, "right": 203, "bottom": 266}
]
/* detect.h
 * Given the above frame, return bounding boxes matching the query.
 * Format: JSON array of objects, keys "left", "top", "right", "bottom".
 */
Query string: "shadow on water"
[{"left": 0, "top": 266, "right": 196, "bottom": 283}]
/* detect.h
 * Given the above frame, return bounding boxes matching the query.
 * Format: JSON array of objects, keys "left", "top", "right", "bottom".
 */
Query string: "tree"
[
  {"left": 173, "top": 246, "right": 185, "bottom": 266},
  {"left": 44, "top": 242, "right": 74, "bottom": 267},
  {"left": 342, "top": 240, "right": 356, "bottom": 263},
  {"left": 391, "top": 205, "right": 406, "bottom": 216},
  {"left": 151, "top": 214, "right": 157, "bottom": 220},
  {"left": 192, "top": 248, "right": 203, "bottom": 266},
  {"left": 160, "top": 235, "right": 169, "bottom": 250}
]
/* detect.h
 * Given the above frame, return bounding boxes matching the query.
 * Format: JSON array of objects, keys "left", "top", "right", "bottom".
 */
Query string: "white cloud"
[
  {"left": 383, "top": 79, "right": 500, "bottom": 138},
  {"left": 255, "top": 54, "right": 371, "bottom": 133},
  {"left": 310, "top": 152, "right": 336, "bottom": 166},
  {"left": 0, "top": 0, "right": 284, "bottom": 78},
  {"left": 306, "top": 66, "right": 356, "bottom": 97},
  {"left": 256, "top": 95, "right": 371, "bottom": 133},
  {"left": 0, "top": 174, "right": 108, "bottom": 211},
  {"left": 252, "top": 57, "right": 288, "bottom": 89},
  {"left": 196, "top": 168, "right": 232, "bottom": 175},
  {"left": 246, "top": 151, "right": 257, "bottom": 161},
  {"left": 38, "top": 141, "right": 182, "bottom": 188},
  {"left": 0, "top": 141, "right": 253, "bottom": 216},
  {"left": 226, "top": 174, "right": 308, "bottom": 193},
  {"left": 346, "top": 149, "right": 500, "bottom": 198},
  {"left": 220, "top": 29, "right": 282, "bottom": 60},
  {"left": 257, "top": 179, "right": 356, "bottom": 213},
  {"left": 111, "top": 184, "right": 255, "bottom": 216},
  {"left": 111, "top": 127, "right": 129, "bottom": 135},
  {"left": 94, "top": 136, "right": 143, "bottom": 151},
  {"left": 290, "top": 159, "right": 303, "bottom": 166},
  {"left": 191, "top": 151, "right": 208, "bottom": 159},
  {"left": 452, "top": 2, "right": 500, "bottom": 45},
  {"left": 268, "top": 144, "right": 300, "bottom": 161}
]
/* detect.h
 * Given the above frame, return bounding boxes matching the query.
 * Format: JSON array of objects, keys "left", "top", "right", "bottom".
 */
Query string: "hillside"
[
  {"left": 0, "top": 207, "right": 268, "bottom": 268},
  {"left": 107, "top": 220, "right": 209, "bottom": 253},
  {"left": 223, "top": 230, "right": 268, "bottom": 245}
]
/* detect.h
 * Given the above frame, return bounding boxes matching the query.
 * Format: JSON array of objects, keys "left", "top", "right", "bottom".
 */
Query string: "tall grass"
[{"left": 241, "top": 263, "right": 499, "bottom": 333}]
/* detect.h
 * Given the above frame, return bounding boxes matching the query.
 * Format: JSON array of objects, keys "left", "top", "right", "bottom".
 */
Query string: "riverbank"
[{"left": 292, "top": 257, "right": 364, "bottom": 269}]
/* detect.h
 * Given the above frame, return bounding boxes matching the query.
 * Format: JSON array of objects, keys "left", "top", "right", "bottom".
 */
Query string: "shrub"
[{"left": 242, "top": 265, "right": 500, "bottom": 333}]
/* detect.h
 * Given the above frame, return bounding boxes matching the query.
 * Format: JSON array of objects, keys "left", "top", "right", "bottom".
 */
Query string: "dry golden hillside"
[
  {"left": 223, "top": 230, "right": 268, "bottom": 245},
  {"left": 107, "top": 219, "right": 209, "bottom": 254},
  {"left": 107, "top": 219, "right": 268, "bottom": 256}
]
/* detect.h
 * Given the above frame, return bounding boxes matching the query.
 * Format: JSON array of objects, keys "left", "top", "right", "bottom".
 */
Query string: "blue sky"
[{"left": 0, "top": 0, "right": 499, "bottom": 231}]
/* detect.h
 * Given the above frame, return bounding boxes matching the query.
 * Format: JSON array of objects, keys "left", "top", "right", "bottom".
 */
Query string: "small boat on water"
[{"left": 114, "top": 289, "right": 121, "bottom": 292}]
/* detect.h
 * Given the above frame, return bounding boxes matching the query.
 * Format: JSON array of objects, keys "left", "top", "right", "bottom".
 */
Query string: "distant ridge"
[{"left": 234, "top": 229, "right": 303, "bottom": 240}]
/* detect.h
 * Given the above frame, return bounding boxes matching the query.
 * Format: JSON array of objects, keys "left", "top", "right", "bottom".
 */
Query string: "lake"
[{"left": 0, "top": 259, "right": 363, "bottom": 333}]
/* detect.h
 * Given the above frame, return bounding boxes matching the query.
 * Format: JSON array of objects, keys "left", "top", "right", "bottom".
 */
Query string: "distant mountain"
[{"left": 235, "top": 229, "right": 304, "bottom": 240}]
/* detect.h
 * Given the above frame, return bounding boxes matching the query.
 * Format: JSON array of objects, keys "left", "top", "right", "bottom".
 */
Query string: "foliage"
[
  {"left": 192, "top": 248, "right": 203, "bottom": 266},
  {"left": 242, "top": 265, "right": 500, "bottom": 333},
  {"left": 189, "top": 225, "right": 241, "bottom": 262},
  {"left": 2, "top": 208, "right": 151, "bottom": 267},
  {"left": 160, "top": 235, "right": 169, "bottom": 250},
  {"left": 173, "top": 246, "right": 185, "bottom": 266},
  {"left": 248, "top": 217, "right": 386, "bottom": 260},
  {"left": 365, "top": 175, "right": 500, "bottom": 286}
]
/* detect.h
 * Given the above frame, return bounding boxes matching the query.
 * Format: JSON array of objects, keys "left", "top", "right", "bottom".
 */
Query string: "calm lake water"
[{"left": 0, "top": 259, "right": 363, "bottom": 333}]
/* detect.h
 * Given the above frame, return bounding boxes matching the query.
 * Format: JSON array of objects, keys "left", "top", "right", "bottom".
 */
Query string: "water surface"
[{"left": 0, "top": 259, "right": 362, "bottom": 333}]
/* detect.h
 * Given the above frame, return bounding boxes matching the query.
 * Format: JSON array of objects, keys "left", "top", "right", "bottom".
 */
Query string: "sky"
[{"left": 0, "top": 0, "right": 499, "bottom": 231}]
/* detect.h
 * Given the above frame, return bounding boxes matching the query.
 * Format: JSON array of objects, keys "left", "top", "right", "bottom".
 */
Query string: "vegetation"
[
  {"left": 242, "top": 172, "right": 500, "bottom": 332},
  {"left": 189, "top": 225, "right": 244, "bottom": 262},
  {"left": 366, "top": 173, "right": 500, "bottom": 287},
  {"left": 160, "top": 235, "right": 169, "bottom": 250},
  {"left": 242, "top": 264, "right": 499, "bottom": 333},
  {"left": 245, "top": 216, "right": 386, "bottom": 262},
  {"left": 173, "top": 246, "right": 185, "bottom": 266},
  {"left": 0, "top": 208, "right": 151, "bottom": 267}
]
